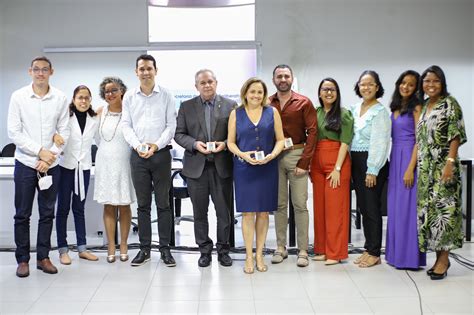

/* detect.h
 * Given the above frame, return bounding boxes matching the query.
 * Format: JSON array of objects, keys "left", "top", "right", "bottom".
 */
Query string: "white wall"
[
  {"left": 1, "top": 0, "right": 473, "bottom": 158},
  {"left": 0, "top": 0, "right": 148, "bottom": 148},
  {"left": 257, "top": 0, "right": 473, "bottom": 158}
]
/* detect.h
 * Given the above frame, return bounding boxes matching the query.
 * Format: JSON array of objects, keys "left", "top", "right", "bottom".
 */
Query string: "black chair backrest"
[{"left": 1, "top": 143, "right": 16, "bottom": 157}]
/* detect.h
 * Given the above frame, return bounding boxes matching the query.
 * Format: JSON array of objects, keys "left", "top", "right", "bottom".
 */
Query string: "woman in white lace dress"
[{"left": 94, "top": 77, "right": 136, "bottom": 263}]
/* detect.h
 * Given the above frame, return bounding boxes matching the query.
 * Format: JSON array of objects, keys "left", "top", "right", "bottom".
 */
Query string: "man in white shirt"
[
  {"left": 122, "top": 54, "right": 177, "bottom": 267},
  {"left": 7, "top": 56, "right": 70, "bottom": 277}
]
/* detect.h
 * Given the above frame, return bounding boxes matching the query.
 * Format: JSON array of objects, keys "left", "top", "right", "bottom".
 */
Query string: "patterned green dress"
[{"left": 416, "top": 95, "right": 467, "bottom": 252}]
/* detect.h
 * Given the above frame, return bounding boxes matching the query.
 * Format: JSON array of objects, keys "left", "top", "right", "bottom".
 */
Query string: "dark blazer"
[{"left": 175, "top": 95, "right": 237, "bottom": 179}]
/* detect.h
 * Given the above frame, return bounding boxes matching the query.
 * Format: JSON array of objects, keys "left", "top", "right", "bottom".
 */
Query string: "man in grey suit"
[{"left": 175, "top": 69, "right": 237, "bottom": 267}]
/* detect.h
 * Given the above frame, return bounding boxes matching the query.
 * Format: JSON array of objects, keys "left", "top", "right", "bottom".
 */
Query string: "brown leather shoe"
[
  {"left": 37, "top": 258, "right": 58, "bottom": 274},
  {"left": 16, "top": 262, "right": 29, "bottom": 278}
]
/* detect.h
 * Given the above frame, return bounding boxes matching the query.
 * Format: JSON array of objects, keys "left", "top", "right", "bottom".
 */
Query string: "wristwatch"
[
  {"left": 335, "top": 165, "right": 341, "bottom": 172},
  {"left": 447, "top": 157, "right": 455, "bottom": 164}
]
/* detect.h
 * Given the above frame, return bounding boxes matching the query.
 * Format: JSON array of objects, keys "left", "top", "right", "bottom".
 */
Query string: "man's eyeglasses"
[{"left": 32, "top": 67, "right": 50, "bottom": 74}]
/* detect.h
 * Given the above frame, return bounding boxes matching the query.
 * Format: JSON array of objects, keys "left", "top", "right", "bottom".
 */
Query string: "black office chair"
[
  {"left": 171, "top": 169, "right": 192, "bottom": 225},
  {"left": 1, "top": 143, "right": 16, "bottom": 157}
]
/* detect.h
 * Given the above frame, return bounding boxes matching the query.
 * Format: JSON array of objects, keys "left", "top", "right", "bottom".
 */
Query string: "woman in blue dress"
[
  {"left": 227, "top": 78, "right": 285, "bottom": 274},
  {"left": 385, "top": 70, "right": 426, "bottom": 269}
]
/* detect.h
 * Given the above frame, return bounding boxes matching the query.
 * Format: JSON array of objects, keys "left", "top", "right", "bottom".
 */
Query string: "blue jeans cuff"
[
  {"left": 58, "top": 247, "right": 68, "bottom": 254},
  {"left": 77, "top": 245, "right": 87, "bottom": 253}
]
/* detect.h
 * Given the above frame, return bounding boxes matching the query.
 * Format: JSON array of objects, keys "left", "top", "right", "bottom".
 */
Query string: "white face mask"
[{"left": 37, "top": 173, "right": 53, "bottom": 190}]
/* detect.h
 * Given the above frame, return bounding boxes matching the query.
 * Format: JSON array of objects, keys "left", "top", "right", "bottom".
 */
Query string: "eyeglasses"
[
  {"left": 76, "top": 96, "right": 91, "bottom": 102},
  {"left": 358, "top": 83, "right": 377, "bottom": 88},
  {"left": 422, "top": 79, "right": 441, "bottom": 85},
  {"left": 320, "top": 87, "right": 336, "bottom": 93},
  {"left": 32, "top": 67, "right": 50, "bottom": 74},
  {"left": 104, "top": 88, "right": 120, "bottom": 95}
]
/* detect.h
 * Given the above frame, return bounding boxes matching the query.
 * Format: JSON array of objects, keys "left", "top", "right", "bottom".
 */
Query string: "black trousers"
[
  {"left": 186, "top": 162, "right": 232, "bottom": 254},
  {"left": 14, "top": 161, "right": 60, "bottom": 263},
  {"left": 131, "top": 149, "right": 172, "bottom": 251},
  {"left": 351, "top": 151, "right": 388, "bottom": 257}
]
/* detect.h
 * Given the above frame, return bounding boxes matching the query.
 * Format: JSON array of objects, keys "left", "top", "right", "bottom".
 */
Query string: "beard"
[{"left": 276, "top": 82, "right": 292, "bottom": 92}]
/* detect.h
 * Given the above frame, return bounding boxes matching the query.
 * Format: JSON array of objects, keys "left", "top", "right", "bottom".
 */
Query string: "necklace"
[{"left": 100, "top": 108, "right": 122, "bottom": 142}]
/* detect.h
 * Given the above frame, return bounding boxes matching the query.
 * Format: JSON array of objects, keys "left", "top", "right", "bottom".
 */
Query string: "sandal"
[
  {"left": 243, "top": 257, "right": 254, "bottom": 274},
  {"left": 255, "top": 255, "right": 268, "bottom": 272},
  {"left": 354, "top": 251, "right": 369, "bottom": 264},
  {"left": 358, "top": 255, "right": 381, "bottom": 268},
  {"left": 296, "top": 254, "right": 309, "bottom": 267},
  {"left": 271, "top": 249, "right": 288, "bottom": 264}
]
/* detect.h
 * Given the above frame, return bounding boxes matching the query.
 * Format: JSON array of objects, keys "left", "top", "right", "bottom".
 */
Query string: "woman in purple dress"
[{"left": 385, "top": 70, "right": 426, "bottom": 269}]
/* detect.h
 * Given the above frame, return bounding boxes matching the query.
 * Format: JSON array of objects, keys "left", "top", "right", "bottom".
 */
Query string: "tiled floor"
[{"left": 0, "top": 198, "right": 472, "bottom": 314}]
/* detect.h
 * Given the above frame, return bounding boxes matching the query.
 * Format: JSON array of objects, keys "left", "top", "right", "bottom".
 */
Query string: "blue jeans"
[
  {"left": 14, "top": 160, "right": 60, "bottom": 263},
  {"left": 56, "top": 166, "right": 90, "bottom": 253}
]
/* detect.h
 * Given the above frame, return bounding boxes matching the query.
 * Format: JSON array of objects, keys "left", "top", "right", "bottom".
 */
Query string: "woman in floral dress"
[{"left": 417, "top": 65, "right": 467, "bottom": 280}]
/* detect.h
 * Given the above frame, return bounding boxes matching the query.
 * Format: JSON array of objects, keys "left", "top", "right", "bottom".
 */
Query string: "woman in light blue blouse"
[{"left": 350, "top": 70, "right": 391, "bottom": 268}]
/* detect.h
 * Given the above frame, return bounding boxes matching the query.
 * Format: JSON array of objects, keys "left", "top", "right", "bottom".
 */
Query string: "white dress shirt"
[
  {"left": 122, "top": 84, "right": 177, "bottom": 150},
  {"left": 7, "top": 83, "right": 70, "bottom": 169}
]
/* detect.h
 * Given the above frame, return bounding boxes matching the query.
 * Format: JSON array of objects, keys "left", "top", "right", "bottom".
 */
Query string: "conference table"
[{"left": 0, "top": 157, "right": 187, "bottom": 247}]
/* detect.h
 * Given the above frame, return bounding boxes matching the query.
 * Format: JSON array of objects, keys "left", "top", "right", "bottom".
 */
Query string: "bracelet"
[{"left": 447, "top": 157, "right": 455, "bottom": 164}]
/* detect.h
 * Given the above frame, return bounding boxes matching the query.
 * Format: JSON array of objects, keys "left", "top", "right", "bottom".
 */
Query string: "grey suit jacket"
[{"left": 174, "top": 95, "right": 237, "bottom": 179}]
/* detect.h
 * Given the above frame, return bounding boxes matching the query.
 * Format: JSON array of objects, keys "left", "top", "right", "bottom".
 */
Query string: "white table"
[
  {"left": 0, "top": 158, "right": 106, "bottom": 247},
  {"left": 0, "top": 158, "right": 184, "bottom": 247}
]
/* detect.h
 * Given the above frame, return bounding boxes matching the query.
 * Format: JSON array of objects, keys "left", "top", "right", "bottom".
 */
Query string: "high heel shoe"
[
  {"left": 430, "top": 261, "right": 450, "bottom": 280},
  {"left": 243, "top": 257, "right": 254, "bottom": 274},
  {"left": 255, "top": 255, "right": 268, "bottom": 272},
  {"left": 119, "top": 244, "right": 128, "bottom": 262},
  {"left": 107, "top": 255, "right": 116, "bottom": 263},
  {"left": 427, "top": 261, "right": 450, "bottom": 276}
]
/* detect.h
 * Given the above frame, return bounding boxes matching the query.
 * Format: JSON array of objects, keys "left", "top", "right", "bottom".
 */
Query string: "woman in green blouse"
[
  {"left": 417, "top": 65, "right": 467, "bottom": 280},
  {"left": 310, "top": 78, "right": 354, "bottom": 265}
]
